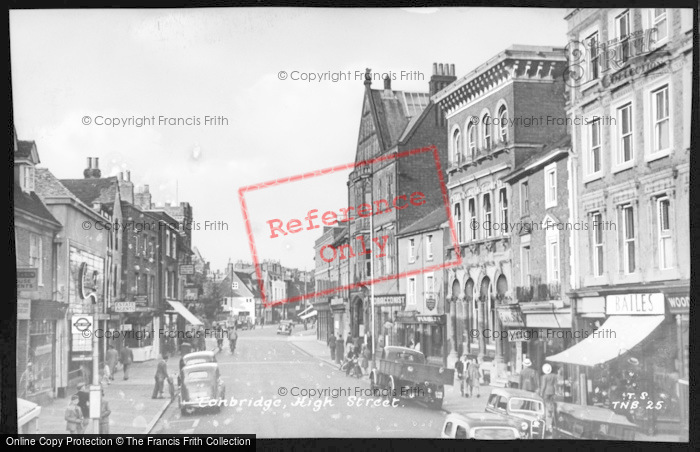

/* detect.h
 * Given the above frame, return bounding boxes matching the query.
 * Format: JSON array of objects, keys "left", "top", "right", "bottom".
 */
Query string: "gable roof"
[
  {"left": 234, "top": 271, "right": 262, "bottom": 298},
  {"left": 14, "top": 182, "right": 61, "bottom": 227},
  {"left": 369, "top": 88, "right": 430, "bottom": 151},
  {"left": 15, "top": 140, "right": 39, "bottom": 163},
  {"left": 397, "top": 205, "right": 448, "bottom": 237},
  {"left": 60, "top": 177, "right": 120, "bottom": 206}
]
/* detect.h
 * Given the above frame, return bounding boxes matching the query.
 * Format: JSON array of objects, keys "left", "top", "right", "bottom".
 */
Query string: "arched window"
[
  {"left": 482, "top": 113, "right": 492, "bottom": 149},
  {"left": 498, "top": 104, "right": 508, "bottom": 142},
  {"left": 452, "top": 128, "right": 462, "bottom": 164},
  {"left": 454, "top": 203, "right": 463, "bottom": 243},
  {"left": 467, "top": 122, "right": 477, "bottom": 160}
]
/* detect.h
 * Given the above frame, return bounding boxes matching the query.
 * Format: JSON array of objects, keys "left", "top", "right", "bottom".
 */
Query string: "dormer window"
[{"left": 20, "top": 165, "right": 35, "bottom": 193}]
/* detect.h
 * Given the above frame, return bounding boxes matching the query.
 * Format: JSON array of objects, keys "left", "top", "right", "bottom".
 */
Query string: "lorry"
[{"left": 369, "top": 346, "right": 455, "bottom": 410}]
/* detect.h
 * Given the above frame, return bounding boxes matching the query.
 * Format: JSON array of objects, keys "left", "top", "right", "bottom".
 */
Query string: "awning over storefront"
[
  {"left": 546, "top": 315, "right": 664, "bottom": 367},
  {"left": 166, "top": 300, "right": 203, "bottom": 326},
  {"left": 299, "top": 310, "right": 318, "bottom": 320}
]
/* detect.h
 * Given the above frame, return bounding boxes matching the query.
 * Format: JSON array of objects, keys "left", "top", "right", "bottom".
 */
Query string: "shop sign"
[
  {"left": 17, "top": 299, "right": 31, "bottom": 320},
  {"left": 508, "top": 329, "right": 531, "bottom": 342},
  {"left": 184, "top": 287, "right": 198, "bottom": 301},
  {"left": 78, "top": 263, "right": 99, "bottom": 301},
  {"left": 17, "top": 268, "right": 38, "bottom": 291},
  {"left": 497, "top": 305, "right": 525, "bottom": 327},
  {"left": 71, "top": 314, "right": 93, "bottom": 353},
  {"left": 374, "top": 295, "right": 406, "bottom": 307},
  {"left": 606, "top": 293, "right": 664, "bottom": 315},
  {"left": 113, "top": 302, "right": 136, "bottom": 313},
  {"left": 416, "top": 315, "right": 443, "bottom": 324},
  {"left": 134, "top": 295, "right": 148, "bottom": 306},
  {"left": 179, "top": 264, "right": 195, "bottom": 275},
  {"left": 665, "top": 294, "right": 689, "bottom": 314},
  {"left": 330, "top": 297, "right": 345, "bottom": 307}
]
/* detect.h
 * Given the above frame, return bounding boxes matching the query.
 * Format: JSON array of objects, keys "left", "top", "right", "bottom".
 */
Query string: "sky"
[{"left": 10, "top": 7, "right": 568, "bottom": 272}]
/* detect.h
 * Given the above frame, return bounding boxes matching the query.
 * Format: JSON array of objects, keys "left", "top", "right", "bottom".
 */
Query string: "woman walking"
[{"left": 467, "top": 358, "right": 482, "bottom": 398}]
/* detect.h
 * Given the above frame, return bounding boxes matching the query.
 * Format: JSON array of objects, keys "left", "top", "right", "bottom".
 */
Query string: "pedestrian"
[
  {"left": 455, "top": 354, "right": 469, "bottom": 397},
  {"left": 76, "top": 383, "right": 90, "bottom": 418},
  {"left": 197, "top": 327, "right": 206, "bottom": 352},
  {"left": 100, "top": 362, "right": 111, "bottom": 386},
  {"left": 80, "top": 363, "right": 91, "bottom": 386},
  {"left": 413, "top": 333, "right": 421, "bottom": 353},
  {"left": 519, "top": 358, "right": 540, "bottom": 393},
  {"left": 120, "top": 343, "right": 133, "bottom": 380},
  {"left": 335, "top": 335, "right": 344, "bottom": 365},
  {"left": 152, "top": 353, "right": 169, "bottom": 399},
  {"left": 105, "top": 345, "right": 119, "bottom": 381},
  {"left": 216, "top": 324, "right": 224, "bottom": 353},
  {"left": 346, "top": 333, "right": 353, "bottom": 347},
  {"left": 467, "top": 358, "right": 482, "bottom": 398},
  {"left": 540, "top": 363, "right": 558, "bottom": 404},
  {"left": 99, "top": 389, "right": 111, "bottom": 434},
  {"left": 65, "top": 394, "right": 84, "bottom": 434},
  {"left": 555, "top": 367, "right": 566, "bottom": 399},
  {"left": 229, "top": 329, "right": 238, "bottom": 354},
  {"left": 360, "top": 344, "right": 370, "bottom": 375},
  {"left": 328, "top": 334, "right": 337, "bottom": 361}
]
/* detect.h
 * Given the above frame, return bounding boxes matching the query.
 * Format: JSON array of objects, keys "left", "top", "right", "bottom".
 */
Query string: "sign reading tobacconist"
[{"left": 606, "top": 293, "right": 665, "bottom": 315}]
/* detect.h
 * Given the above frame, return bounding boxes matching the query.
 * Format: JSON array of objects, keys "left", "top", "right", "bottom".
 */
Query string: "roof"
[
  {"left": 181, "top": 362, "right": 218, "bottom": 372},
  {"left": 60, "top": 176, "right": 120, "bottom": 206},
  {"left": 447, "top": 411, "right": 520, "bottom": 428},
  {"left": 35, "top": 168, "right": 79, "bottom": 199},
  {"left": 15, "top": 140, "right": 38, "bottom": 162},
  {"left": 489, "top": 387, "right": 545, "bottom": 401},
  {"left": 397, "top": 205, "right": 448, "bottom": 237},
  {"left": 14, "top": 182, "right": 61, "bottom": 227},
  {"left": 234, "top": 271, "right": 261, "bottom": 298},
  {"left": 503, "top": 135, "right": 571, "bottom": 183},
  {"left": 371, "top": 89, "right": 430, "bottom": 149}
]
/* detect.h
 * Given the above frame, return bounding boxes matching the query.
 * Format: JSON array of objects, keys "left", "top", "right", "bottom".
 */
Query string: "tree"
[{"left": 200, "top": 280, "right": 224, "bottom": 321}]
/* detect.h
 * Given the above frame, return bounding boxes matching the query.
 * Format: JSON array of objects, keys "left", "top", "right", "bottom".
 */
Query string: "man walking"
[
  {"left": 455, "top": 354, "right": 469, "bottom": 397},
  {"left": 105, "top": 345, "right": 119, "bottom": 381},
  {"left": 229, "top": 329, "right": 238, "bottom": 355},
  {"left": 467, "top": 358, "right": 482, "bottom": 398},
  {"left": 99, "top": 389, "right": 111, "bottom": 434},
  {"left": 328, "top": 334, "right": 336, "bottom": 361},
  {"left": 335, "top": 334, "right": 344, "bottom": 365},
  {"left": 152, "top": 353, "right": 169, "bottom": 399},
  {"left": 120, "top": 343, "right": 134, "bottom": 380},
  {"left": 519, "top": 358, "right": 539, "bottom": 393}
]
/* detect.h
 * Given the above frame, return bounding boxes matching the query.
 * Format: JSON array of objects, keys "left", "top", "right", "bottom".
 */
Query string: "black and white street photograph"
[{"left": 9, "top": 5, "right": 693, "bottom": 444}]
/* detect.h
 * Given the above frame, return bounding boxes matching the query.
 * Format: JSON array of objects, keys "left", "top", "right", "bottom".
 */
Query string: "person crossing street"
[{"left": 229, "top": 328, "right": 238, "bottom": 355}]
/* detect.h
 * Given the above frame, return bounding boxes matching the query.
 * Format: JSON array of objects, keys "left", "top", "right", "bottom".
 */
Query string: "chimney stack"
[
  {"left": 429, "top": 62, "right": 457, "bottom": 96},
  {"left": 364, "top": 68, "right": 372, "bottom": 87},
  {"left": 126, "top": 170, "right": 131, "bottom": 182},
  {"left": 84, "top": 157, "right": 101, "bottom": 178},
  {"left": 383, "top": 75, "right": 391, "bottom": 90},
  {"left": 134, "top": 184, "right": 152, "bottom": 210}
]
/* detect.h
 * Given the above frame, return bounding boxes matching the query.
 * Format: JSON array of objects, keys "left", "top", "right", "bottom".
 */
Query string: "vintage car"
[
  {"left": 441, "top": 412, "right": 523, "bottom": 439},
  {"left": 179, "top": 363, "right": 226, "bottom": 415},
  {"left": 277, "top": 320, "right": 293, "bottom": 335},
  {"left": 182, "top": 350, "right": 218, "bottom": 367},
  {"left": 551, "top": 401, "right": 639, "bottom": 440},
  {"left": 485, "top": 387, "right": 546, "bottom": 439},
  {"left": 370, "top": 346, "right": 454, "bottom": 410}
]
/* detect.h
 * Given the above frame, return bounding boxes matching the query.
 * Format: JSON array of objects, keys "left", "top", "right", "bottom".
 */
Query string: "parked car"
[
  {"left": 277, "top": 320, "right": 293, "bottom": 335},
  {"left": 182, "top": 350, "right": 217, "bottom": 367},
  {"left": 551, "top": 401, "right": 639, "bottom": 440},
  {"left": 179, "top": 363, "right": 226, "bottom": 415},
  {"left": 370, "top": 346, "right": 454, "bottom": 410},
  {"left": 441, "top": 412, "right": 523, "bottom": 439},
  {"left": 485, "top": 387, "right": 546, "bottom": 439}
]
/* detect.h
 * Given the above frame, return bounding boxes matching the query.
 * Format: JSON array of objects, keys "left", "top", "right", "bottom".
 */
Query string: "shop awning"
[
  {"left": 299, "top": 310, "right": 317, "bottom": 320},
  {"left": 546, "top": 315, "right": 664, "bottom": 367},
  {"left": 17, "top": 398, "right": 41, "bottom": 427},
  {"left": 166, "top": 300, "right": 203, "bottom": 326}
]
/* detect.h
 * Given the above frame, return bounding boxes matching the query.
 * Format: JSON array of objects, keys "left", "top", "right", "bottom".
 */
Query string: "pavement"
[
  {"left": 34, "top": 343, "right": 198, "bottom": 434},
  {"left": 286, "top": 328, "right": 491, "bottom": 415}
]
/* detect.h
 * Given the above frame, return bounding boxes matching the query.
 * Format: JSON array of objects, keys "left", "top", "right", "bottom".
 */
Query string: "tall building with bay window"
[
  {"left": 434, "top": 45, "right": 569, "bottom": 383},
  {"left": 550, "top": 8, "right": 691, "bottom": 440}
]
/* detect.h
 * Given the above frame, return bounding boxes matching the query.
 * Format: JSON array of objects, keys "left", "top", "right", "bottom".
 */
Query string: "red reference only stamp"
[{"left": 238, "top": 145, "right": 461, "bottom": 308}]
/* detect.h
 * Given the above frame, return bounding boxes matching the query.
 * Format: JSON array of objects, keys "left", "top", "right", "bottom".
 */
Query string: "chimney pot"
[
  {"left": 383, "top": 76, "right": 391, "bottom": 90},
  {"left": 364, "top": 68, "right": 372, "bottom": 86},
  {"left": 144, "top": 184, "right": 149, "bottom": 192},
  {"left": 94, "top": 157, "right": 99, "bottom": 169},
  {"left": 438, "top": 64, "right": 444, "bottom": 75},
  {"left": 451, "top": 64, "right": 455, "bottom": 76},
  {"left": 87, "top": 157, "right": 92, "bottom": 169},
  {"left": 126, "top": 170, "right": 131, "bottom": 182},
  {"left": 433, "top": 63, "right": 437, "bottom": 75}
]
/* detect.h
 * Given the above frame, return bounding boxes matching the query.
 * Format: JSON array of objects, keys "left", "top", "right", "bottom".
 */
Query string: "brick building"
[
  {"left": 14, "top": 131, "right": 64, "bottom": 403},
  {"left": 546, "top": 8, "right": 691, "bottom": 439},
  {"left": 434, "top": 45, "right": 569, "bottom": 382},
  {"left": 346, "top": 63, "right": 456, "bottom": 355}
]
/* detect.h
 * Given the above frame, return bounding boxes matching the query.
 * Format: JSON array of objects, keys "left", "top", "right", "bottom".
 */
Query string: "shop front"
[
  {"left": 547, "top": 291, "right": 687, "bottom": 437},
  {"left": 121, "top": 308, "right": 158, "bottom": 362},
  {"left": 313, "top": 298, "right": 332, "bottom": 341},
  {"left": 330, "top": 297, "right": 346, "bottom": 341},
  {"left": 495, "top": 304, "right": 526, "bottom": 388},
  {"left": 371, "top": 295, "right": 405, "bottom": 351},
  {"left": 394, "top": 311, "right": 446, "bottom": 365}
]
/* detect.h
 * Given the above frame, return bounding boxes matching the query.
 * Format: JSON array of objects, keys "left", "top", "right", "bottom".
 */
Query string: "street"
[{"left": 151, "top": 326, "right": 447, "bottom": 437}]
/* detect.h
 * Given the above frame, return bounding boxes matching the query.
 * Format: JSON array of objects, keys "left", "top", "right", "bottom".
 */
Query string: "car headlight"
[
  {"left": 521, "top": 422, "right": 528, "bottom": 430},
  {"left": 439, "top": 367, "right": 444, "bottom": 374},
  {"left": 532, "top": 420, "right": 540, "bottom": 427},
  {"left": 407, "top": 366, "right": 414, "bottom": 372}
]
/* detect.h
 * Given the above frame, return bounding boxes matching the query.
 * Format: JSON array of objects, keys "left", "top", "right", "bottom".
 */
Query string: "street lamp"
[{"left": 358, "top": 171, "right": 375, "bottom": 370}]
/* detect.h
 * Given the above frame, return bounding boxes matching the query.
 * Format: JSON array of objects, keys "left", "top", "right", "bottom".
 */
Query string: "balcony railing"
[{"left": 515, "top": 282, "right": 561, "bottom": 302}]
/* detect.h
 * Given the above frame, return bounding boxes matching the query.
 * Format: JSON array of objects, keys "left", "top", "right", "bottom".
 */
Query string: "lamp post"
[
  {"left": 358, "top": 171, "right": 375, "bottom": 370},
  {"left": 89, "top": 293, "right": 101, "bottom": 434}
]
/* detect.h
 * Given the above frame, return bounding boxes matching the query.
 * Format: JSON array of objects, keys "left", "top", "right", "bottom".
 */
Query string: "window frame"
[
  {"left": 497, "top": 103, "right": 508, "bottom": 142},
  {"left": 499, "top": 188, "right": 509, "bottom": 234},
  {"left": 615, "top": 10, "right": 632, "bottom": 65},
  {"left": 657, "top": 197, "right": 673, "bottom": 270},
  {"left": 451, "top": 126, "right": 462, "bottom": 165},
  {"left": 649, "top": 9, "right": 669, "bottom": 45},
  {"left": 520, "top": 180, "right": 529, "bottom": 216},
  {"left": 585, "top": 31, "right": 600, "bottom": 82},
  {"left": 407, "top": 276, "right": 417, "bottom": 305},
  {"left": 647, "top": 81, "right": 672, "bottom": 161},
  {"left": 521, "top": 243, "right": 531, "bottom": 287},
  {"left": 468, "top": 197, "right": 477, "bottom": 241},
  {"left": 544, "top": 162, "right": 557, "bottom": 208},
  {"left": 591, "top": 211, "right": 604, "bottom": 277},
  {"left": 467, "top": 121, "right": 477, "bottom": 160},
  {"left": 585, "top": 113, "right": 603, "bottom": 181},
  {"left": 621, "top": 204, "right": 636, "bottom": 274},
  {"left": 425, "top": 234, "right": 434, "bottom": 261},
  {"left": 481, "top": 113, "right": 492, "bottom": 150},
  {"left": 408, "top": 238, "right": 416, "bottom": 263},
  {"left": 29, "top": 233, "right": 43, "bottom": 286},
  {"left": 546, "top": 232, "right": 560, "bottom": 283},
  {"left": 483, "top": 193, "right": 493, "bottom": 238},
  {"left": 454, "top": 202, "right": 463, "bottom": 243},
  {"left": 613, "top": 100, "right": 634, "bottom": 172}
]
